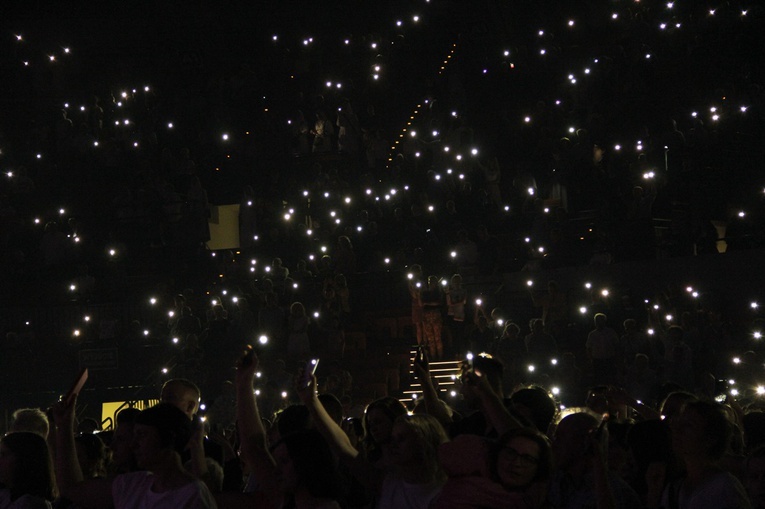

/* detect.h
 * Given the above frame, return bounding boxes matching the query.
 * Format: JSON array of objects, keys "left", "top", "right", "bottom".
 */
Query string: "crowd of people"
[
  {"left": 3, "top": 347, "right": 765, "bottom": 508},
  {"left": 1, "top": 0, "right": 765, "bottom": 507}
]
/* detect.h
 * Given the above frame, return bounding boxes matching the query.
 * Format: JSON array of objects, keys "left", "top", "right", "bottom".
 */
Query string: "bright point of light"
[
  {"left": 143, "top": 330, "right": 150, "bottom": 336},
  {"left": 733, "top": 357, "right": 741, "bottom": 364},
  {"left": 528, "top": 365, "right": 535, "bottom": 372},
  {"left": 222, "top": 133, "right": 229, "bottom": 141},
  {"left": 258, "top": 335, "right": 268, "bottom": 345},
  {"left": 579, "top": 306, "right": 587, "bottom": 314},
  {"left": 751, "top": 302, "right": 759, "bottom": 309},
  {"left": 552, "top": 387, "right": 560, "bottom": 395},
  {"left": 567, "top": 19, "right": 575, "bottom": 26}
]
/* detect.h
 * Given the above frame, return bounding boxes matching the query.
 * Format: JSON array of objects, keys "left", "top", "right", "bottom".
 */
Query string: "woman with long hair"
[{"left": 361, "top": 397, "right": 409, "bottom": 465}]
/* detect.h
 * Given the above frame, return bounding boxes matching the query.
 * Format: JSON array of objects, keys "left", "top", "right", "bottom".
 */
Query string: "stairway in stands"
[{"left": 400, "top": 346, "right": 463, "bottom": 406}]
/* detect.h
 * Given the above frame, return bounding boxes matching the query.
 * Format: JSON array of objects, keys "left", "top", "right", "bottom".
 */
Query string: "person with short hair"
[
  {"left": 0, "top": 432, "right": 56, "bottom": 509},
  {"left": 53, "top": 399, "right": 217, "bottom": 509},
  {"left": 9, "top": 408, "right": 50, "bottom": 439}
]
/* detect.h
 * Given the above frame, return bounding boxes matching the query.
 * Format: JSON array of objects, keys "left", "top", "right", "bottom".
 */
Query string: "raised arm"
[
  {"left": 234, "top": 348, "right": 281, "bottom": 508},
  {"left": 51, "top": 396, "right": 114, "bottom": 509},
  {"left": 463, "top": 369, "right": 523, "bottom": 436},
  {"left": 413, "top": 354, "right": 453, "bottom": 429},
  {"left": 295, "top": 370, "right": 359, "bottom": 460},
  {"left": 295, "top": 370, "right": 384, "bottom": 492}
]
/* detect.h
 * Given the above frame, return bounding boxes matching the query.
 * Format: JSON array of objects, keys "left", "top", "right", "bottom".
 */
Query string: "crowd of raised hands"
[{"left": 2, "top": 340, "right": 764, "bottom": 509}]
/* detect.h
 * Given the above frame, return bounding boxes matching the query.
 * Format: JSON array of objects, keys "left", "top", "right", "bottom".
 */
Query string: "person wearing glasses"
[{"left": 431, "top": 427, "right": 552, "bottom": 508}]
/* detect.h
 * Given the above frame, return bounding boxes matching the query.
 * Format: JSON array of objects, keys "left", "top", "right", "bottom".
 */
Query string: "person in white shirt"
[{"left": 53, "top": 399, "right": 217, "bottom": 509}]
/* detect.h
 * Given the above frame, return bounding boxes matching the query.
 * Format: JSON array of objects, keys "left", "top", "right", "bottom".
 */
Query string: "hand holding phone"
[
  {"left": 63, "top": 368, "right": 88, "bottom": 406},
  {"left": 241, "top": 345, "right": 255, "bottom": 367},
  {"left": 414, "top": 346, "right": 429, "bottom": 372},
  {"left": 299, "top": 358, "right": 319, "bottom": 388}
]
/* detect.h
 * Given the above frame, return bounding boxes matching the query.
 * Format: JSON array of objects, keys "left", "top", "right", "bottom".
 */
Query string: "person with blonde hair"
[{"left": 9, "top": 408, "right": 49, "bottom": 439}]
